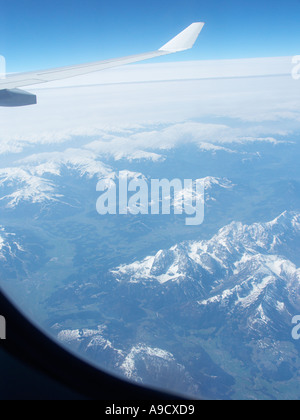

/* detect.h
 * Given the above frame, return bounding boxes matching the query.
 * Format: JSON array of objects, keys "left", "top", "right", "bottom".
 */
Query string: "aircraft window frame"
[{"left": 0, "top": 289, "right": 183, "bottom": 400}]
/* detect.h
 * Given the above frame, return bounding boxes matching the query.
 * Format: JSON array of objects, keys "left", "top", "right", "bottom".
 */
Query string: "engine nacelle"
[{"left": 0, "top": 88, "right": 37, "bottom": 107}]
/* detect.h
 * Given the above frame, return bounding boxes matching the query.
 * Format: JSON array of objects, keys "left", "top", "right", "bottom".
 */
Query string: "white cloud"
[
  {"left": 0, "top": 57, "right": 299, "bottom": 159},
  {"left": 83, "top": 120, "right": 293, "bottom": 161}
]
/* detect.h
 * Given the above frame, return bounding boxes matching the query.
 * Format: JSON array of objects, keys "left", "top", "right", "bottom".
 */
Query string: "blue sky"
[{"left": 1, "top": 0, "right": 300, "bottom": 72}]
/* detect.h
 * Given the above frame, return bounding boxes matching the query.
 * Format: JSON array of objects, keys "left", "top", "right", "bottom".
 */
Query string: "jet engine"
[{"left": 0, "top": 88, "right": 37, "bottom": 107}]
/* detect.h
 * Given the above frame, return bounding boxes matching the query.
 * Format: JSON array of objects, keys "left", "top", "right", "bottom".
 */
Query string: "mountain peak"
[{"left": 111, "top": 212, "right": 300, "bottom": 295}]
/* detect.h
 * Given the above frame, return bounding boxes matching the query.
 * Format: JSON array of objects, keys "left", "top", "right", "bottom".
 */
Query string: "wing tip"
[{"left": 159, "top": 22, "right": 205, "bottom": 53}]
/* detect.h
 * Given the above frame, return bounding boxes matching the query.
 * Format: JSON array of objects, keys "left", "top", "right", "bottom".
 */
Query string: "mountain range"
[{"left": 54, "top": 211, "right": 300, "bottom": 399}]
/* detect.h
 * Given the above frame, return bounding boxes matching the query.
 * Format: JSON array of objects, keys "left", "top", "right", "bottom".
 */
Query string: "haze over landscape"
[
  {"left": 1, "top": 0, "right": 300, "bottom": 400},
  {"left": 0, "top": 55, "right": 299, "bottom": 398}
]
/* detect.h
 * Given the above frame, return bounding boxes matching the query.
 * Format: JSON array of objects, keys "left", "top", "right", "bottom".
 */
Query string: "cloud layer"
[{"left": 0, "top": 57, "right": 299, "bottom": 161}]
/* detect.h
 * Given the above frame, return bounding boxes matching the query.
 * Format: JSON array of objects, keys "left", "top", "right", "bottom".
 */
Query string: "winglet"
[{"left": 159, "top": 22, "right": 205, "bottom": 53}]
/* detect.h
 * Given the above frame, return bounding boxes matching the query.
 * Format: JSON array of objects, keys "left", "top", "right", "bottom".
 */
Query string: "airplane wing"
[{"left": 0, "top": 22, "right": 204, "bottom": 107}]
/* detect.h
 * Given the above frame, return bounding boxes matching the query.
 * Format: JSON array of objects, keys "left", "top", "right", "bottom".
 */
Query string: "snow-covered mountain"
[
  {"left": 106, "top": 212, "right": 300, "bottom": 395},
  {"left": 54, "top": 212, "right": 300, "bottom": 399},
  {"left": 0, "top": 227, "right": 34, "bottom": 285},
  {"left": 0, "top": 150, "right": 234, "bottom": 211},
  {"left": 57, "top": 325, "right": 201, "bottom": 397},
  {"left": 111, "top": 212, "right": 300, "bottom": 304},
  {"left": 0, "top": 227, "right": 24, "bottom": 261},
  {"left": 0, "top": 150, "right": 113, "bottom": 208},
  {"left": 110, "top": 213, "right": 300, "bottom": 330}
]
